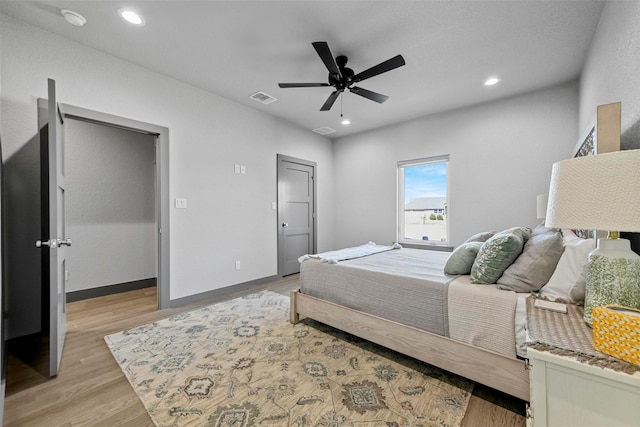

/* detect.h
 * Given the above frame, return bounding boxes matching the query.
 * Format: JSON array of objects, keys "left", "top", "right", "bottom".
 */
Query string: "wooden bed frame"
[{"left": 290, "top": 289, "right": 530, "bottom": 401}]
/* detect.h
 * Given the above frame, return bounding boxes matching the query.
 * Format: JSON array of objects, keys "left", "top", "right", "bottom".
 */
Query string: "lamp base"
[{"left": 584, "top": 238, "right": 640, "bottom": 326}]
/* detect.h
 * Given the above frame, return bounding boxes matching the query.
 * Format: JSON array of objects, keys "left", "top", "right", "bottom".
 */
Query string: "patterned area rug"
[{"left": 105, "top": 291, "right": 473, "bottom": 426}]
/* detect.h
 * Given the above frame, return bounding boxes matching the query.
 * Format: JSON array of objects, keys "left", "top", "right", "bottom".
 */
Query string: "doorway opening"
[
  {"left": 59, "top": 104, "right": 170, "bottom": 309},
  {"left": 64, "top": 119, "right": 157, "bottom": 302}
]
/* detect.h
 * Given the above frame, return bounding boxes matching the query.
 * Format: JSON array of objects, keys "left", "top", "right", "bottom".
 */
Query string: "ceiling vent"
[
  {"left": 249, "top": 91, "right": 277, "bottom": 105},
  {"left": 312, "top": 126, "right": 336, "bottom": 135}
]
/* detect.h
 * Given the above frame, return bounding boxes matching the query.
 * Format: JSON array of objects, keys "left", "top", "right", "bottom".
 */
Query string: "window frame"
[{"left": 397, "top": 155, "right": 450, "bottom": 247}]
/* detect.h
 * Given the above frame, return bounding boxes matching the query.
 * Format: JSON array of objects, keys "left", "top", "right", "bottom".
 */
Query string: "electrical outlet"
[
  {"left": 240, "top": 165, "right": 246, "bottom": 174},
  {"left": 235, "top": 261, "right": 241, "bottom": 270}
]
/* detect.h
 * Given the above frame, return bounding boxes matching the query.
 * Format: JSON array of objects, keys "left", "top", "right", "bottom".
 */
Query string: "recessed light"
[
  {"left": 61, "top": 9, "right": 86, "bottom": 27},
  {"left": 484, "top": 77, "right": 500, "bottom": 86},
  {"left": 341, "top": 118, "right": 351, "bottom": 125},
  {"left": 118, "top": 9, "right": 145, "bottom": 25}
]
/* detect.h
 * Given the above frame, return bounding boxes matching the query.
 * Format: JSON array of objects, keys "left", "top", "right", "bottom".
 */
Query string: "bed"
[
  {"left": 290, "top": 225, "right": 576, "bottom": 402},
  {"left": 289, "top": 102, "right": 624, "bottom": 403}
]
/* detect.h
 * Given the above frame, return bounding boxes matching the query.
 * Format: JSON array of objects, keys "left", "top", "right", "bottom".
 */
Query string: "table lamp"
[
  {"left": 545, "top": 149, "right": 640, "bottom": 326},
  {"left": 536, "top": 193, "right": 548, "bottom": 220}
]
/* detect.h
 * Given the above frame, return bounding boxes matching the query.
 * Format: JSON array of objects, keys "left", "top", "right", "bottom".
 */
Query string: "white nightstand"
[{"left": 528, "top": 346, "right": 640, "bottom": 427}]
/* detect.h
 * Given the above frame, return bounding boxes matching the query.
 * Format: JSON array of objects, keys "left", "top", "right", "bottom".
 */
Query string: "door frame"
[
  {"left": 277, "top": 154, "right": 317, "bottom": 276},
  {"left": 58, "top": 103, "right": 170, "bottom": 309}
]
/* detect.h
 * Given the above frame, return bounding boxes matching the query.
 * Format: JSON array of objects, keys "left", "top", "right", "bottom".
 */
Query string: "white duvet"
[{"left": 298, "top": 241, "right": 402, "bottom": 264}]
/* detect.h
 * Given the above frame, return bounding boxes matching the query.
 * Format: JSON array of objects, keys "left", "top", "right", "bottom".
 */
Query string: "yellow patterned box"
[{"left": 592, "top": 304, "right": 640, "bottom": 365}]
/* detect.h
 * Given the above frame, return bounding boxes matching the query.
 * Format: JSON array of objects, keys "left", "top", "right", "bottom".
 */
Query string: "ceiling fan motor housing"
[{"left": 330, "top": 55, "right": 355, "bottom": 89}]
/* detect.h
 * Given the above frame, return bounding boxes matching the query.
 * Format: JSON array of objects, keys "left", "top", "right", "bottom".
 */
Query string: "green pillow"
[
  {"left": 444, "top": 242, "right": 483, "bottom": 275},
  {"left": 463, "top": 231, "right": 495, "bottom": 244},
  {"left": 470, "top": 227, "right": 531, "bottom": 284}
]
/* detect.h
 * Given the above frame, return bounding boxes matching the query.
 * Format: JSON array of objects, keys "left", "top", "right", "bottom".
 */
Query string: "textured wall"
[
  {"left": 0, "top": 14, "right": 334, "bottom": 309},
  {"left": 579, "top": 1, "right": 640, "bottom": 253},
  {"left": 580, "top": 1, "right": 640, "bottom": 139},
  {"left": 65, "top": 120, "right": 156, "bottom": 292},
  {"left": 332, "top": 82, "right": 579, "bottom": 248}
]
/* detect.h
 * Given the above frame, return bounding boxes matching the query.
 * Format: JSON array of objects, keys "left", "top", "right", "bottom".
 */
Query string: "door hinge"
[{"left": 159, "top": 228, "right": 162, "bottom": 235}]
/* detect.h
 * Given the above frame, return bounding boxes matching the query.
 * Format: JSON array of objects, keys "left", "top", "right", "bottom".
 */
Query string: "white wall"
[
  {"left": 332, "top": 82, "right": 579, "bottom": 249},
  {"left": 65, "top": 120, "right": 156, "bottom": 292},
  {"left": 0, "top": 15, "right": 334, "bottom": 307},
  {"left": 580, "top": 0, "right": 640, "bottom": 139},
  {"left": 579, "top": 0, "right": 640, "bottom": 253}
]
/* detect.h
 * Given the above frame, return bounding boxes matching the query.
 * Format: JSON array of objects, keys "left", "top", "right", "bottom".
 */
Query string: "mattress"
[{"left": 300, "top": 248, "right": 522, "bottom": 358}]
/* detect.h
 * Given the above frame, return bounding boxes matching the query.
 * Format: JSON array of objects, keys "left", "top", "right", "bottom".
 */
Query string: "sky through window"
[{"left": 403, "top": 162, "right": 447, "bottom": 204}]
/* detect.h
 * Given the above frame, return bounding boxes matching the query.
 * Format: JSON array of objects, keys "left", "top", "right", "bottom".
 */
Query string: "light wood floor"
[{"left": 3, "top": 275, "right": 526, "bottom": 426}]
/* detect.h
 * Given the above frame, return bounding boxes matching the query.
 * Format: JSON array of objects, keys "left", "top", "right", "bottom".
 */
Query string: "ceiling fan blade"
[
  {"left": 320, "top": 91, "right": 341, "bottom": 111},
  {"left": 312, "top": 41, "right": 341, "bottom": 78},
  {"left": 350, "top": 86, "right": 389, "bottom": 103},
  {"left": 278, "top": 83, "right": 331, "bottom": 88},
  {"left": 352, "top": 54, "right": 405, "bottom": 83}
]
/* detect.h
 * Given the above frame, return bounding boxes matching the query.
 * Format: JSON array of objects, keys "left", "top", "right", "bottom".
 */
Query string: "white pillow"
[
  {"left": 561, "top": 228, "right": 580, "bottom": 242},
  {"left": 539, "top": 236, "right": 596, "bottom": 302}
]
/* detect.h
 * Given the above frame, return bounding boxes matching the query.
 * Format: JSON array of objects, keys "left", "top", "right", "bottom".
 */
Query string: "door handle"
[
  {"left": 36, "top": 239, "right": 58, "bottom": 248},
  {"left": 36, "top": 238, "right": 72, "bottom": 248},
  {"left": 282, "top": 223, "right": 289, "bottom": 227}
]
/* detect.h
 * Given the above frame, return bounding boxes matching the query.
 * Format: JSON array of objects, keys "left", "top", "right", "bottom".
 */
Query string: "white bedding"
[
  {"left": 298, "top": 241, "right": 401, "bottom": 264},
  {"left": 515, "top": 292, "right": 529, "bottom": 358}
]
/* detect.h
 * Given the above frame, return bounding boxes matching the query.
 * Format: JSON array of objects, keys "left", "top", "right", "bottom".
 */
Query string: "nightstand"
[{"left": 528, "top": 346, "right": 640, "bottom": 426}]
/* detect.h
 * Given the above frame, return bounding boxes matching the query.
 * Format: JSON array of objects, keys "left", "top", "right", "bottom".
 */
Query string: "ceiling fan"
[{"left": 278, "top": 41, "right": 406, "bottom": 111}]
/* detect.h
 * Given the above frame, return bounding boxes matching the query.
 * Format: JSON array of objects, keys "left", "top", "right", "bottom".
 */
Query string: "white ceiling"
[{"left": 1, "top": 0, "right": 606, "bottom": 138}]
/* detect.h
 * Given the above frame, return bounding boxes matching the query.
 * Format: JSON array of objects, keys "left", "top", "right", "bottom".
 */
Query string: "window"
[{"left": 397, "top": 156, "right": 449, "bottom": 245}]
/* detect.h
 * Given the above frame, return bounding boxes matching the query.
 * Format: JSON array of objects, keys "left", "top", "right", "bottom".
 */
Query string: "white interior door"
[
  {"left": 37, "top": 78, "right": 68, "bottom": 376},
  {"left": 277, "top": 155, "right": 316, "bottom": 276}
]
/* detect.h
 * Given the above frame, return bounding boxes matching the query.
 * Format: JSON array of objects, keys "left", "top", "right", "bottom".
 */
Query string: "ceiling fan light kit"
[{"left": 279, "top": 41, "right": 405, "bottom": 111}]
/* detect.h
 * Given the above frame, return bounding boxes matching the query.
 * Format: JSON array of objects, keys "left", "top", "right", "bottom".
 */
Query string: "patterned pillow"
[
  {"left": 444, "top": 242, "right": 483, "bottom": 275},
  {"left": 470, "top": 227, "right": 531, "bottom": 284},
  {"left": 463, "top": 231, "right": 496, "bottom": 244}
]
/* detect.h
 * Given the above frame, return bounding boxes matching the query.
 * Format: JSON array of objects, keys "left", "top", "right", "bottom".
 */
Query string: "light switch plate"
[
  {"left": 240, "top": 165, "right": 246, "bottom": 174},
  {"left": 271, "top": 202, "right": 277, "bottom": 210},
  {"left": 234, "top": 164, "right": 240, "bottom": 174},
  {"left": 175, "top": 198, "right": 188, "bottom": 209}
]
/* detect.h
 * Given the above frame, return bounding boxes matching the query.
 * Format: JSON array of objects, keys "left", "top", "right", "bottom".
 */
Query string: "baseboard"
[
  {"left": 66, "top": 278, "right": 156, "bottom": 302},
  {"left": 165, "top": 274, "right": 280, "bottom": 308}
]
